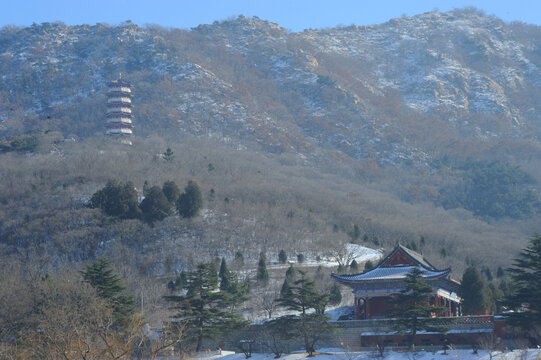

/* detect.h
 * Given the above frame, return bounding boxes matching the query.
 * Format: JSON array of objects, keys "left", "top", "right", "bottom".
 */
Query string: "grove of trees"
[
  {"left": 165, "top": 262, "right": 248, "bottom": 352},
  {"left": 91, "top": 178, "right": 203, "bottom": 223}
]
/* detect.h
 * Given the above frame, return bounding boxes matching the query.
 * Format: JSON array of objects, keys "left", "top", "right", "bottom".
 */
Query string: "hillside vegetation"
[{"left": 1, "top": 8, "right": 541, "bottom": 288}]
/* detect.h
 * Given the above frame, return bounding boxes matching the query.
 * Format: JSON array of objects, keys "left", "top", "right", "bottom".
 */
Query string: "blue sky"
[{"left": 2, "top": 0, "right": 540, "bottom": 31}]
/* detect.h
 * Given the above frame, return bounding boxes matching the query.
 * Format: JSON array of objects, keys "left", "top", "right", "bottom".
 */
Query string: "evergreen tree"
[
  {"left": 162, "top": 181, "right": 180, "bottom": 204},
  {"left": 482, "top": 266, "right": 494, "bottom": 281},
  {"left": 280, "top": 278, "right": 292, "bottom": 298},
  {"left": 218, "top": 258, "right": 249, "bottom": 309},
  {"left": 350, "top": 259, "right": 359, "bottom": 273},
  {"left": 276, "top": 271, "right": 334, "bottom": 355},
  {"left": 388, "top": 267, "right": 447, "bottom": 349},
  {"left": 167, "top": 271, "right": 187, "bottom": 292},
  {"left": 285, "top": 264, "right": 296, "bottom": 280},
  {"left": 297, "top": 253, "right": 305, "bottom": 263},
  {"left": 278, "top": 249, "right": 287, "bottom": 264},
  {"left": 328, "top": 283, "right": 342, "bottom": 306},
  {"left": 177, "top": 180, "right": 203, "bottom": 218},
  {"left": 140, "top": 185, "right": 171, "bottom": 223},
  {"left": 257, "top": 252, "right": 269, "bottom": 284},
  {"left": 505, "top": 234, "right": 541, "bottom": 333},
  {"left": 460, "top": 267, "right": 492, "bottom": 315},
  {"left": 163, "top": 147, "right": 174, "bottom": 162},
  {"left": 165, "top": 262, "right": 247, "bottom": 351},
  {"left": 364, "top": 260, "right": 374, "bottom": 271},
  {"left": 89, "top": 179, "right": 141, "bottom": 219},
  {"left": 219, "top": 257, "right": 230, "bottom": 291},
  {"left": 81, "top": 258, "right": 135, "bottom": 322}
]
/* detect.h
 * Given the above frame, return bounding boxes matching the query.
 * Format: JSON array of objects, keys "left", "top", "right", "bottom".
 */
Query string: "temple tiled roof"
[{"left": 332, "top": 265, "right": 450, "bottom": 283}]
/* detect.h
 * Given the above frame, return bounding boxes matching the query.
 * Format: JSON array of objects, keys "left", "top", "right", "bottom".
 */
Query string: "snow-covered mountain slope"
[{"left": 2, "top": 9, "right": 541, "bottom": 169}]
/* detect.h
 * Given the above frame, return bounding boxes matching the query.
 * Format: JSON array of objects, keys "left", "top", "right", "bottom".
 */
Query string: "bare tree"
[
  {"left": 253, "top": 283, "right": 281, "bottom": 319},
  {"left": 329, "top": 239, "right": 356, "bottom": 271}
]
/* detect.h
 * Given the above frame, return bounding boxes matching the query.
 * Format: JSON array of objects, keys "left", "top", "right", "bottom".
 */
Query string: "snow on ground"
[
  {"left": 325, "top": 306, "right": 354, "bottom": 321},
  {"left": 344, "top": 243, "right": 383, "bottom": 264},
  {"left": 265, "top": 244, "right": 383, "bottom": 270},
  {"left": 193, "top": 348, "right": 541, "bottom": 360}
]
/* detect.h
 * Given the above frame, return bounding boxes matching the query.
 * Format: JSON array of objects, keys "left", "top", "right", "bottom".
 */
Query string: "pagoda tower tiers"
[{"left": 106, "top": 77, "right": 133, "bottom": 144}]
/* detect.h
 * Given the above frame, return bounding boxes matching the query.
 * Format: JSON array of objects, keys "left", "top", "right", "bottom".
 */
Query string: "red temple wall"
[{"left": 366, "top": 297, "right": 393, "bottom": 319}]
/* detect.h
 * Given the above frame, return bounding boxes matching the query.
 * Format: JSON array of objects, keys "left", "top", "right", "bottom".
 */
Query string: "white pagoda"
[{"left": 106, "top": 76, "right": 133, "bottom": 144}]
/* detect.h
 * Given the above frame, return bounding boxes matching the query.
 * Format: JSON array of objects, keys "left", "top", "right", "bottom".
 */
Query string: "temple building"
[
  {"left": 106, "top": 76, "right": 133, "bottom": 144},
  {"left": 331, "top": 244, "right": 462, "bottom": 320}
]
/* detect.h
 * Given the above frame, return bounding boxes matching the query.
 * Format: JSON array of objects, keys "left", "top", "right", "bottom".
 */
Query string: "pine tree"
[
  {"left": 219, "top": 257, "right": 230, "bottom": 291},
  {"left": 163, "top": 147, "right": 174, "bottom": 162},
  {"left": 460, "top": 267, "right": 493, "bottom": 315},
  {"left": 89, "top": 179, "right": 141, "bottom": 219},
  {"left": 276, "top": 271, "right": 334, "bottom": 356},
  {"left": 505, "top": 234, "right": 541, "bottom": 333},
  {"left": 350, "top": 259, "right": 359, "bottom": 273},
  {"left": 328, "top": 283, "right": 342, "bottom": 306},
  {"left": 257, "top": 252, "right": 269, "bottom": 284},
  {"left": 364, "top": 260, "right": 374, "bottom": 271},
  {"left": 162, "top": 180, "right": 180, "bottom": 204},
  {"left": 165, "top": 262, "right": 247, "bottom": 351},
  {"left": 81, "top": 258, "right": 135, "bottom": 322},
  {"left": 285, "top": 264, "right": 296, "bottom": 280},
  {"left": 280, "top": 278, "right": 292, "bottom": 298},
  {"left": 167, "top": 271, "right": 187, "bottom": 292},
  {"left": 278, "top": 249, "right": 287, "bottom": 264},
  {"left": 177, "top": 180, "right": 203, "bottom": 218},
  {"left": 388, "top": 267, "right": 447, "bottom": 349},
  {"left": 140, "top": 185, "right": 171, "bottom": 223}
]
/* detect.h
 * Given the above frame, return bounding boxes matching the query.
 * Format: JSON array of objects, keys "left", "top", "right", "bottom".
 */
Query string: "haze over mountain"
[{"left": 1, "top": 8, "right": 541, "bottom": 276}]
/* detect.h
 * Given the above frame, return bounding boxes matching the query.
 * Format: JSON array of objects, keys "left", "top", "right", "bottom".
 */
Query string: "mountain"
[
  {"left": 2, "top": 9, "right": 541, "bottom": 166},
  {"left": 1, "top": 9, "right": 541, "bottom": 275}
]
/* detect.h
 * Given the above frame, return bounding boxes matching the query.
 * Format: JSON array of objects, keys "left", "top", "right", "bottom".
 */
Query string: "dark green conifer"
[
  {"left": 505, "top": 235, "right": 541, "bottom": 331},
  {"left": 328, "top": 283, "right": 342, "bottom": 306},
  {"left": 350, "top": 259, "right": 359, "bottom": 272},
  {"left": 162, "top": 180, "right": 180, "bottom": 204},
  {"left": 460, "top": 267, "right": 493, "bottom": 315},
  {"left": 257, "top": 252, "right": 269, "bottom": 283},
  {"left": 388, "top": 268, "right": 447, "bottom": 349},
  {"left": 177, "top": 180, "right": 203, "bottom": 218},
  {"left": 219, "top": 257, "right": 230, "bottom": 290},
  {"left": 165, "top": 262, "right": 247, "bottom": 352},
  {"left": 81, "top": 258, "right": 135, "bottom": 322},
  {"left": 140, "top": 185, "right": 171, "bottom": 223},
  {"left": 278, "top": 249, "right": 287, "bottom": 264},
  {"left": 89, "top": 179, "right": 141, "bottom": 219}
]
